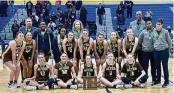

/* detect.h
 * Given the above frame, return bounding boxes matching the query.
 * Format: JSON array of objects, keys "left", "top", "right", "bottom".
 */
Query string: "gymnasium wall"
[{"left": 13, "top": 0, "right": 173, "bottom": 5}]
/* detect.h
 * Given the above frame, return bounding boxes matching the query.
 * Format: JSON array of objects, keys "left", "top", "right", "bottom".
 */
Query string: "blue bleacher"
[
  {"left": 109, "top": 4, "right": 173, "bottom": 30},
  {"left": 0, "top": 4, "right": 173, "bottom": 41}
]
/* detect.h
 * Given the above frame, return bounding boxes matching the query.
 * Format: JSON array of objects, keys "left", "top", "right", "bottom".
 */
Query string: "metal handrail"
[{"left": 8, "top": 22, "right": 10, "bottom": 32}]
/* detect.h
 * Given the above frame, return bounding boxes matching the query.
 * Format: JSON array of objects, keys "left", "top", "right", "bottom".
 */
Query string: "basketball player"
[
  {"left": 62, "top": 32, "right": 77, "bottom": 66},
  {"left": 121, "top": 54, "right": 148, "bottom": 88},
  {"left": 123, "top": 29, "right": 138, "bottom": 58},
  {"left": 76, "top": 55, "right": 97, "bottom": 87},
  {"left": 21, "top": 32, "right": 36, "bottom": 81},
  {"left": 78, "top": 29, "right": 93, "bottom": 63},
  {"left": 93, "top": 33, "right": 107, "bottom": 73},
  {"left": 2, "top": 32, "right": 26, "bottom": 88},
  {"left": 107, "top": 32, "right": 122, "bottom": 69},
  {"left": 98, "top": 53, "right": 122, "bottom": 88},
  {"left": 54, "top": 53, "right": 78, "bottom": 89},
  {"left": 23, "top": 52, "right": 55, "bottom": 91},
  {"left": 56, "top": 27, "right": 66, "bottom": 53}
]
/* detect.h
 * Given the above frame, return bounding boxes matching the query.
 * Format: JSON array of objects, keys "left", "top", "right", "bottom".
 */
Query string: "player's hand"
[
  {"left": 28, "top": 60, "right": 33, "bottom": 68},
  {"left": 22, "top": 60, "right": 28, "bottom": 68}
]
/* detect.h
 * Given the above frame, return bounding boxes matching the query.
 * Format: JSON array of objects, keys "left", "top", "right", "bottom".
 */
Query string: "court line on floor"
[{"left": 162, "top": 75, "right": 174, "bottom": 84}]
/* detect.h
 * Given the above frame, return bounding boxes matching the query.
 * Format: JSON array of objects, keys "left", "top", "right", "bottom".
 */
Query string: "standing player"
[
  {"left": 21, "top": 32, "right": 36, "bottom": 81},
  {"left": 107, "top": 32, "right": 121, "bottom": 59},
  {"left": 2, "top": 32, "right": 26, "bottom": 88},
  {"left": 123, "top": 29, "right": 138, "bottom": 58},
  {"left": 107, "top": 32, "right": 122, "bottom": 69},
  {"left": 62, "top": 32, "right": 77, "bottom": 66},
  {"left": 78, "top": 29, "right": 93, "bottom": 62},
  {"left": 93, "top": 33, "right": 107, "bottom": 73}
]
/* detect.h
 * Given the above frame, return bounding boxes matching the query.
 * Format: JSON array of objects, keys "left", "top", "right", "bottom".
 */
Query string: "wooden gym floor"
[{"left": 0, "top": 58, "right": 173, "bottom": 93}]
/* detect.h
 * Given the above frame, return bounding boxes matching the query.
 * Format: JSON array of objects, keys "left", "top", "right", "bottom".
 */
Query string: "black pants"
[
  {"left": 117, "top": 15, "right": 124, "bottom": 25},
  {"left": 121, "top": 75, "right": 148, "bottom": 84},
  {"left": 154, "top": 48, "right": 169, "bottom": 84},
  {"left": 135, "top": 50, "right": 142, "bottom": 65},
  {"left": 127, "top": 10, "right": 132, "bottom": 18},
  {"left": 13, "top": 31, "right": 17, "bottom": 39},
  {"left": 142, "top": 51, "right": 156, "bottom": 82},
  {"left": 98, "top": 14, "right": 103, "bottom": 25},
  {"left": 27, "top": 9, "right": 32, "bottom": 17}
]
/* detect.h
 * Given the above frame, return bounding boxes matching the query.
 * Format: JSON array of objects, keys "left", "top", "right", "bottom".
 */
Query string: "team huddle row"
[{"left": 2, "top": 17, "right": 172, "bottom": 90}]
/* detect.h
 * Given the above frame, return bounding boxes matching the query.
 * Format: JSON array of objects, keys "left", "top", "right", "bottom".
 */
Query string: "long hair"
[
  {"left": 124, "top": 28, "right": 134, "bottom": 50},
  {"left": 67, "top": 31, "right": 76, "bottom": 48},
  {"left": 110, "top": 31, "right": 120, "bottom": 44},
  {"left": 81, "top": 28, "right": 89, "bottom": 43},
  {"left": 72, "top": 20, "right": 83, "bottom": 33},
  {"left": 15, "top": 31, "right": 24, "bottom": 39}
]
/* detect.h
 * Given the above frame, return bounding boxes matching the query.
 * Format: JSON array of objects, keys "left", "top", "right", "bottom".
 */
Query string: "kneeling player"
[
  {"left": 54, "top": 53, "right": 78, "bottom": 89},
  {"left": 99, "top": 53, "right": 122, "bottom": 88},
  {"left": 76, "top": 55, "right": 97, "bottom": 87},
  {"left": 121, "top": 54, "right": 148, "bottom": 88},
  {"left": 23, "top": 52, "right": 54, "bottom": 91}
]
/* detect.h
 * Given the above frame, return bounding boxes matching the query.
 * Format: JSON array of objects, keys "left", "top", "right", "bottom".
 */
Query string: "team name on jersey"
[
  {"left": 84, "top": 68, "right": 93, "bottom": 72},
  {"left": 106, "top": 67, "right": 116, "bottom": 70},
  {"left": 127, "top": 67, "right": 137, "bottom": 71},
  {"left": 59, "top": 66, "right": 70, "bottom": 70},
  {"left": 38, "top": 67, "right": 48, "bottom": 71}
]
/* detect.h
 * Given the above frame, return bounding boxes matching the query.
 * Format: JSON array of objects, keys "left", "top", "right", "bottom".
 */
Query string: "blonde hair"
[
  {"left": 72, "top": 20, "right": 83, "bottom": 32},
  {"left": 124, "top": 28, "right": 134, "bottom": 49}
]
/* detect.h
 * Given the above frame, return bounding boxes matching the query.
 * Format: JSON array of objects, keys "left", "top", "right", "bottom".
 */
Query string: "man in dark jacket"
[
  {"left": 35, "top": 1, "right": 42, "bottom": 17},
  {"left": 115, "top": 25, "right": 123, "bottom": 38},
  {"left": 26, "top": 0, "right": 33, "bottom": 17},
  {"left": 11, "top": 20, "right": 20, "bottom": 38},
  {"left": 32, "top": 22, "right": 54, "bottom": 62},
  {"left": 80, "top": 6, "right": 87, "bottom": 27},
  {"left": 75, "top": 0, "right": 82, "bottom": 18},
  {"left": 20, "top": 17, "right": 38, "bottom": 34},
  {"left": 126, "top": 0, "right": 134, "bottom": 19},
  {"left": 97, "top": 3, "right": 105, "bottom": 25}
]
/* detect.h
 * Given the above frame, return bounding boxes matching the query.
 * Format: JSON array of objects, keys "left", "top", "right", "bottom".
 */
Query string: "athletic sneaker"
[
  {"left": 138, "top": 84, "right": 145, "bottom": 88},
  {"left": 14, "top": 82, "right": 21, "bottom": 88},
  {"left": 162, "top": 83, "right": 169, "bottom": 88},
  {"left": 100, "top": 84, "right": 106, "bottom": 88},
  {"left": 124, "top": 84, "right": 133, "bottom": 88},
  {"left": 78, "top": 84, "right": 83, "bottom": 88},
  {"left": 70, "top": 85, "right": 78, "bottom": 89},
  {"left": 151, "top": 82, "right": 161, "bottom": 86},
  {"left": 53, "top": 84, "right": 60, "bottom": 89},
  {"left": 26, "top": 86, "right": 36, "bottom": 91},
  {"left": 8, "top": 83, "right": 14, "bottom": 88},
  {"left": 44, "top": 86, "right": 49, "bottom": 90},
  {"left": 115, "top": 85, "right": 124, "bottom": 89}
]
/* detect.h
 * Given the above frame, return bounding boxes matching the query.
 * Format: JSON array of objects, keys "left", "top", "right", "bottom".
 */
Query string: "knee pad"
[
  {"left": 121, "top": 77, "right": 131, "bottom": 84},
  {"left": 44, "top": 79, "right": 55, "bottom": 86}
]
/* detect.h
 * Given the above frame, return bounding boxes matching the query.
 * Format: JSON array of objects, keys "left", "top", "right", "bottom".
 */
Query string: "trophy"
[{"left": 83, "top": 76, "right": 97, "bottom": 90}]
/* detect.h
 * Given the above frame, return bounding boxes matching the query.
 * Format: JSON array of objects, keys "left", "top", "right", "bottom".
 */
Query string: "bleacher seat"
[
  {"left": 5, "top": 33, "right": 13, "bottom": 40},
  {"left": 0, "top": 33, "right": 6, "bottom": 40}
]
